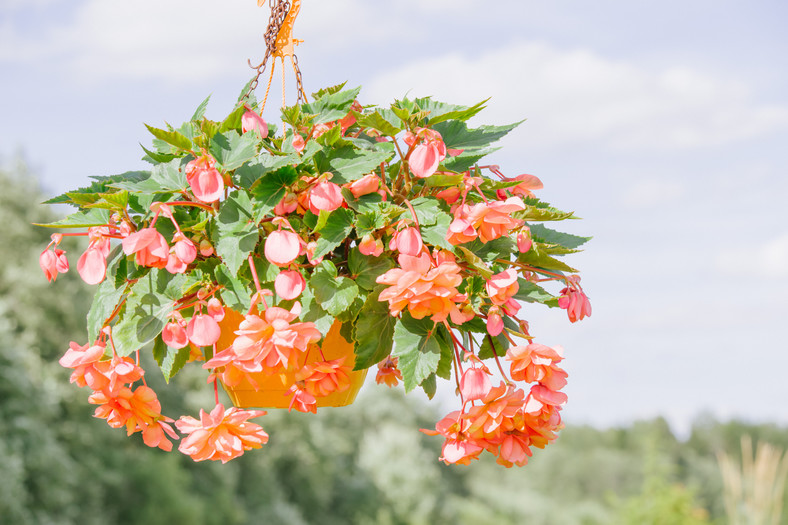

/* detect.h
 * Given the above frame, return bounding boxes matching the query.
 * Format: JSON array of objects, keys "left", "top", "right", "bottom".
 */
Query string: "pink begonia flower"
[
  {"left": 404, "top": 127, "right": 447, "bottom": 179},
  {"left": 375, "top": 356, "right": 402, "bottom": 387},
  {"left": 393, "top": 227, "right": 423, "bottom": 256},
  {"left": 40, "top": 248, "right": 69, "bottom": 282},
  {"left": 460, "top": 367, "right": 492, "bottom": 402},
  {"left": 77, "top": 248, "right": 108, "bottom": 285},
  {"left": 274, "top": 192, "right": 298, "bottom": 215},
  {"left": 141, "top": 420, "right": 179, "bottom": 452},
  {"left": 358, "top": 234, "right": 383, "bottom": 257},
  {"left": 264, "top": 229, "right": 301, "bottom": 267},
  {"left": 486, "top": 308, "right": 504, "bottom": 336},
  {"left": 185, "top": 154, "right": 224, "bottom": 203},
  {"left": 377, "top": 252, "right": 471, "bottom": 323},
  {"left": 122, "top": 227, "right": 170, "bottom": 269},
  {"left": 166, "top": 232, "right": 196, "bottom": 274},
  {"left": 530, "top": 384, "right": 568, "bottom": 407},
  {"left": 286, "top": 385, "right": 318, "bottom": 414},
  {"left": 506, "top": 343, "right": 567, "bottom": 389},
  {"left": 89, "top": 384, "right": 167, "bottom": 434},
  {"left": 59, "top": 341, "right": 107, "bottom": 387},
  {"left": 502, "top": 298, "right": 521, "bottom": 317},
  {"left": 558, "top": 278, "right": 592, "bottom": 323},
  {"left": 436, "top": 187, "right": 461, "bottom": 204},
  {"left": 307, "top": 180, "right": 343, "bottom": 214},
  {"left": 241, "top": 110, "right": 268, "bottom": 138},
  {"left": 206, "top": 297, "right": 225, "bottom": 322},
  {"left": 485, "top": 269, "right": 519, "bottom": 305},
  {"left": 517, "top": 228, "right": 532, "bottom": 253},
  {"left": 305, "top": 241, "right": 323, "bottom": 265},
  {"left": 176, "top": 404, "right": 268, "bottom": 463},
  {"left": 162, "top": 317, "right": 189, "bottom": 349},
  {"left": 446, "top": 197, "right": 526, "bottom": 245},
  {"left": 187, "top": 314, "right": 221, "bottom": 347},
  {"left": 506, "top": 173, "right": 543, "bottom": 198},
  {"left": 292, "top": 134, "right": 306, "bottom": 153},
  {"left": 205, "top": 306, "right": 321, "bottom": 372},
  {"left": 346, "top": 173, "right": 379, "bottom": 198},
  {"left": 274, "top": 270, "right": 306, "bottom": 300},
  {"left": 498, "top": 433, "right": 533, "bottom": 467},
  {"left": 199, "top": 239, "right": 214, "bottom": 256},
  {"left": 295, "top": 358, "right": 351, "bottom": 398}
]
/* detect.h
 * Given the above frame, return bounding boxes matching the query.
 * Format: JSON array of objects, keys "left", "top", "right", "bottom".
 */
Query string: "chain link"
[{"left": 244, "top": 0, "right": 306, "bottom": 105}]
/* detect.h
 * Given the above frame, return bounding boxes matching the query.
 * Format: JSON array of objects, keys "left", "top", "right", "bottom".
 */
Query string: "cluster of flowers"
[
  {"left": 41, "top": 85, "right": 590, "bottom": 466},
  {"left": 59, "top": 330, "right": 268, "bottom": 462}
]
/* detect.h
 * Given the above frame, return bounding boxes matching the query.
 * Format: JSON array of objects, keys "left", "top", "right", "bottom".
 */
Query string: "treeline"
[{"left": 2, "top": 162, "right": 786, "bottom": 524}]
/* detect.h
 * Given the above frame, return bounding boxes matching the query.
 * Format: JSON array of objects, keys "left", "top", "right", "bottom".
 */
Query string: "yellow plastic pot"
[{"left": 214, "top": 309, "right": 367, "bottom": 409}]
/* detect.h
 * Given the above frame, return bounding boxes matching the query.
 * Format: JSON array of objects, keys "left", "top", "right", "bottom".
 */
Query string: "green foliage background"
[{"left": 2, "top": 159, "right": 786, "bottom": 524}]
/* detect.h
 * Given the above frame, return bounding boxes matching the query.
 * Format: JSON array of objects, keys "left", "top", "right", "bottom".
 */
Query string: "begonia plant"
[{"left": 39, "top": 82, "right": 591, "bottom": 467}]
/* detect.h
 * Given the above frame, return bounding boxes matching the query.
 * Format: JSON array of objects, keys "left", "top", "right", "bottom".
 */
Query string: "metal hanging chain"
[{"left": 243, "top": 0, "right": 306, "bottom": 107}]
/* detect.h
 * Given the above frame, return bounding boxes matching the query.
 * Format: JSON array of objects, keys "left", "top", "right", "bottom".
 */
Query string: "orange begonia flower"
[{"left": 176, "top": 404, "right": 268, "bottom": 463}]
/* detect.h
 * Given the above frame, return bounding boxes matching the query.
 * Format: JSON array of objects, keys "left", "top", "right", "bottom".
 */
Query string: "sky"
[{"left": 2, "top": 0, "right": 787, "bottom": 436}]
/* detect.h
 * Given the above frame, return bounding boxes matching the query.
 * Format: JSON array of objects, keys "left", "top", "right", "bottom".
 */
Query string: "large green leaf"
[
  {"left": 249, "top": 165, "right": 298, "bottom": 216},
  {"left": 303, "top": 86, "right": 361, "bottom": 124},
  {"left": 36, "top": 208, "right": 111, "bottom": 228},
  {"left": 215, "top": 263, "right": 252, "bottom": 312},
  {"left": 529, "top": 223, "right": 591, "bottom": 249},
  {"left": 348, "top": 249, "right": 395, "bottom": 291},
  {"left": 190, "top": 94, "right": 211, "bottom": 121},
  {"left": 152, "top": 337, "right": 191, "bottom": 383},
  {"left": 112, "top": 270, "right": 185, "bottom": 357},
  {"left": 309, "top": 261, "right": 359, "bottom": 317},
  {"left": 392, "top": 313, "right": 451, "bottom": 392},
  {"left": 314, "top": 146, "right": 393, "bottom": 185},
  {"left": 352, "top": 286, "right": 397, "bottom": 370},
  {"left": 432, "top": 120, "right": 521, "bottom": 150},
  {"left": 515, "top": 197, "right": 577, "bottom": 221},
  {"left": 214, "top": 190, "right": 260, "bottom": 276},
  {"left": 45, "top": 171, "right": 150, "bottom": 205},
  {"left": 354, "top": 111, "right": 401, "bottom": 137},
  {"left": 312, "top": 208, "right": 354, "bottom": 260},
  {"left": 145, "top": 124, "right": 192, "bottom": 151},
  {"left": 209, "top": 131, "right": 258, "bottom": 171},
  {"left": 517, "top": 249, "right": 578, "bottom": 274}
]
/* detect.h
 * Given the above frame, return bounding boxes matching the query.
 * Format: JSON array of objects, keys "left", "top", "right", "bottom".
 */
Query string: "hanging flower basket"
[{"left": 37, "top": 0, "right": 590, "bottom": 470}]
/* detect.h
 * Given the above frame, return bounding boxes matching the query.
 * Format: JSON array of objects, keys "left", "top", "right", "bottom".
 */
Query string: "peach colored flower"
[
  {"left": 264, "top": 229, "right": 301, "bottom": 267},
  {"left": 460, "top": 366, "right": 492, "bottom": 402},
  {"left": 241, "top": 109, "right": 268, "bottom": 138},
  {"left": 204, "top": 306, "right": 321, "bottom": 373},
  {"left": 558, "top": 284, "right": 592, "bottom": 323},
  {"left": 187, "top": 314, "right": 221, "bottom": 347},
  {"left": 93, "top": 355, "right": 144, "bottom": 394},
  {"left": 122, "top": 227, "right": 169, "bottom": 269},
  {"left": 40, "top": 248, "right": 69, "bottom": 282},
  {"left": 375, "top": 356, "right": 402, "bottom": 387},
  {"left": 274, "top": 270, "right": 306, "bottom": 300},
  {"left": 162, "top": 312, "right": 189, "bottom": 349},
  {"left": 292, "top": 134, "right": 306, "bottom": 153},
  {"left": 506, "top": 343, "right": 567, "bottom": 390},
  {"left": 141, "top": 419, "right": 179, "bottom": 451},
  {"left": 306, "top": 179, "right": 343, "bottom": 214},
  {"left": 176, "top": 404, "right": 268, "bottom": 463},
  {"left": 185, "top": 154, "right": 224, "bottom": 203},
  {"left": 517, "top": 228, "right": 532, "bottom": 253},
  {"left": 376, "top": 252, "right": 469, "bottom": 323},
  {"left": 286, "top": 384, "right": 317, "bottom": 413},
  {"left": 485, "top": 269, "right": 519, "bottom": 305},
  {"left": 345, "top": 173, "right": 379, "bottom": 198},
  {"left": 404, "top": 127, "right": 446, "bottom": 179},
  {"left": 59, "top": 341, "right": 108, "bottom": 390},
  {"left": 359, "top": 234, "right": 384, "bottom": 257},
  {"left": 295, "top": 357, "right": 351, "bottom": 398},
  {"left": 447, "top": 197, "right": 526, "bottom": 245},
  {"left": 89, "top": 384, "right": 166, "bottom": 435},
  {"left": 392, "top": 226, "right": 423, "bottom": 256}
]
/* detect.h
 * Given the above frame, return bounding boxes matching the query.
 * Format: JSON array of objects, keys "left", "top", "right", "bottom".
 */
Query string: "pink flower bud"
[
  {"left": 241, "top": 110, "right": 268, "bottom": 138},
  {"left": 346, "top": 173, "right": 380, "bottom": 198},
  {"left": 308, "top": 180, "right": 343, "bottom": 214},
  {"left": 162, "top": 320, "right": 189, "bottom": 349},
  {"left": 186, "top": 314, "right": 221, "bottom": 347},
  {"left": 395, "top": 227, "right": 423, "bottom": 256},
  {"left": 460, "top": 367, "right": 492, "bottom": 402},
  {"left": 264, "top": 230, "right": 301, "bottom": 267},
  {"left": 292, "top": 134, "right": 306, "bottom": 153},
  {"left": 359, "top": 234, "right": 383, "bottom": 257},
  {"left": 274, "top": 270, "right": 306, "bottom": 300}
]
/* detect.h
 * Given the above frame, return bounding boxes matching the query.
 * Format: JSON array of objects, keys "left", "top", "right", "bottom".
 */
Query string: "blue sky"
[{"left": 2, "top": 0, "right": 787, "bottom": 435}]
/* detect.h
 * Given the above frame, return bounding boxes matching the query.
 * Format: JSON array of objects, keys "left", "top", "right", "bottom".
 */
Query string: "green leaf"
[
  {"left": 479, "top": 333, "right": 508, "bottom": 359},
  {"left": 529, "top": 223, "right": 591, "bottom": 249},
  {"left": 303, "top": 86, "right": 361, "bottom": 124},
  {"left": 515, "top": 197, "right": 576, "bottom": 221},
  {"left": 312, "top": 208, "right": 354, "bottom": 260},
  {"left": 109, "top": 160, "right": 186, "bottom": 194},
  {"left": 209, "top": 131, "right": 258, "bottom": 171},
  {"left": 351, "top": 287, "right": 397, "bottom": 369},
  {"left": 214, "top": 190, "right": 260, "bottom": 276},
  {"left": 45, "top": 171, "right": 151, "bottom": 205},
  {"left": 86, "top": 265, "right": 128, "bottom": 341},
  {"left": 425, "top": 98, "right": 488, "bottom": 125},
  {"left": 421, "top": 374, "right": 438, "bottom": 399},
  {"left": 36, "top": 208, "right": 111, "bottom": 228},
  {"left": 145, "top": 123, "right": 193, "bottom": 151},
  {"left": 153, "top": 337, "right": 191, "bottom": 382},
  {"left": 354, "top": 110, "right": 401, "bottom": 137},
  {"left": 513, "top": 279, "right": 556, "bottom": 305},
  {"left": 300, "top": 285, "right": 334, "bottom": 336},
  {"left": 112, "top": 270, "right": 185, "bottom": 357},
  {"left": 215, "top": 263, "right": 252, "bottom": 312},
  {"left": 392, "top": 313, "right": 446, "bottom": 392},
  {"left": 432, "top": 120, "right": 521, "bottom": 150},
  {"left": 348, "top": 249, "right": 395, "bottom": 290},
  {"left": 191, "top": 94, "right": 211, "bottom": 121},
  {"left": 249, "top": 164, "right": 298, "bottom": 215},
  {"left": 314, "top": 146, "right": 393, "bottom": 185},
  {"left": 310, "top": 261, "right": 359, "bottom": 317},
  {"left": 442, "top": 148, "right": 497, "bottom": 172},
  {"left": 219, "top": 104, "right": 247, "bottom": 133},
  {"left": 517, "top": 249, "right": 578, "bottom": 274},
  {"left": 419, "top": 208, "right": 455, "bottom": 252}
]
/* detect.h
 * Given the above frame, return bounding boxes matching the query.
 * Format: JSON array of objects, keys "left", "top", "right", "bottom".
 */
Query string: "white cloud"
[
  {"left": 716, "top": 233, "right": 788, "bottom": 278},
  {"left": 364, "top": 42, "right": 788, "bottom": 152},
  {"left": 620, "top": 178, "right": 686, "bottom": 209}
]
